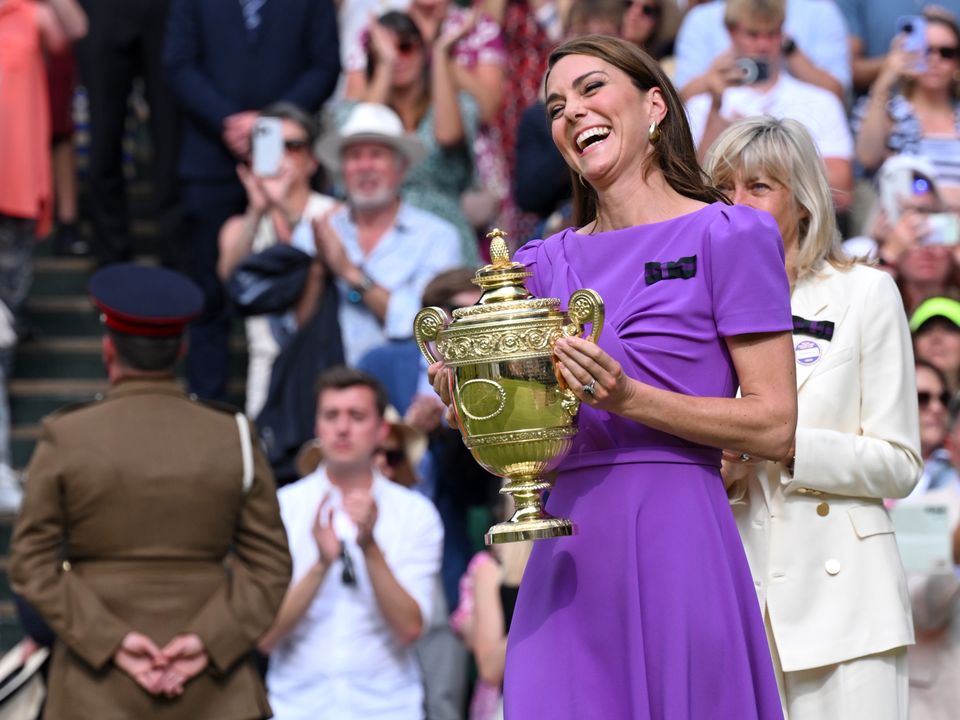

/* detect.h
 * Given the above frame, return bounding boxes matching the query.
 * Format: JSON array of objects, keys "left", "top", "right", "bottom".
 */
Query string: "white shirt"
[
  {"left": 685, "top": 73, "right": 854, "bottom": 160},
  {"left": 672, "top": 0, "right": 851, "bottom": 91},
  {"left": 267, "top": 467, "right": 444, "bottom": 720}
]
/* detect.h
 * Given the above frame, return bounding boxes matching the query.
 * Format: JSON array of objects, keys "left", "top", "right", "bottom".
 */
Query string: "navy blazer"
[{"left": 163, "top": 0, "right": 340, "bottom": 181}]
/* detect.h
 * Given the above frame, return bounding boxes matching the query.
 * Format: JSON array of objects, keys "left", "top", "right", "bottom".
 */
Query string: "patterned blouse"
[{"left": 852, "top": 93, "right": 960, "bottom": 185}]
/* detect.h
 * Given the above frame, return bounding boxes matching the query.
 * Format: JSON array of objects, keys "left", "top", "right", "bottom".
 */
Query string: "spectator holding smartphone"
[
  {"left": 675, "top": 0, "right": 850, "bottom": 98},
  {"left": 216, "top": 103, "right": 337, "bottom": 420},
  {"left": 845, "top": 155, "right": 960, "bottom": 315},
  {"left": 683, "top": 0, "right": 853, "bottom": 211},
  {"left": 854, "top": 8, "right": 960, "bottom": 212}
]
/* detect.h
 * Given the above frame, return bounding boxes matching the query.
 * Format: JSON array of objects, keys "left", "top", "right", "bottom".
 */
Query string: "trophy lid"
[{"left": 472, "top": 229, "right": 533, "bottom": 303}]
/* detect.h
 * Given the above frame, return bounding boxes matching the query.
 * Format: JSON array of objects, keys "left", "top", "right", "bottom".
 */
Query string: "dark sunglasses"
[
  {"left": 396, "top": 38, "right": 422, "bottom": 54},
  {"left": 283, "top": 138, "right": 311, "bottom": 153},
  {"left": 340, "top": 546, "right": 357, "bottom": 586},
  {"left": 623, "top": 1, "right": 660, "bottom": 17},
  {"left": 918, "top": 390, "right": 952, "bottom": 408},
  {"left": 377, "top": 448, "right": 407, "bottom": 467},
  {"left": 927, "top": 45, "right": 959, "bottom": 60}
]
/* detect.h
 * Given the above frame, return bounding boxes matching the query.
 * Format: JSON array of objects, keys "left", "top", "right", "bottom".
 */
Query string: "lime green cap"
[{"left": 910, "top": 296, "right": 960, "bottom": 333}]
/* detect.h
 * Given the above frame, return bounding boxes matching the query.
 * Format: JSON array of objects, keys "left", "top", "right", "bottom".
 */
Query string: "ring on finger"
[
  {"left": 582, "top": 378, "right": 598, "bottom": 398},
  {"left": 739, "top": 453, "right": 750, "bottom": 462}
]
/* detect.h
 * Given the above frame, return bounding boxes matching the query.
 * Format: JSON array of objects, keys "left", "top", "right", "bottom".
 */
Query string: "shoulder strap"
[{"left": 235, "top": 413, "right": 254, "bottom": 494}]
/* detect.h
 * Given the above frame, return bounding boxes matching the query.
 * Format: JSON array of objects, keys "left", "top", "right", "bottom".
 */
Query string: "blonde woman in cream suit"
[{"left": 706, "top": 117, "right": 923, "bottom": 720}]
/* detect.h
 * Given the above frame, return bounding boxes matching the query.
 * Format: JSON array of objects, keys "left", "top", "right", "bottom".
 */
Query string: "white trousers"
[{"left": 765, "top": 612, "right": 909, "bottom": 720}]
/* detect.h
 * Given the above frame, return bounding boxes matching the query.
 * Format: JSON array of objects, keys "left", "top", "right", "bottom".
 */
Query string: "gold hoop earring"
[{"left": 648, "top": 120, "right": 661, "bottom": 143}]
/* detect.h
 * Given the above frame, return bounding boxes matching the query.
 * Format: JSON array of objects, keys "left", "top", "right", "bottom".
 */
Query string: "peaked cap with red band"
[{"left": 90, "top": 263, "right": 204, "bottom": 337}]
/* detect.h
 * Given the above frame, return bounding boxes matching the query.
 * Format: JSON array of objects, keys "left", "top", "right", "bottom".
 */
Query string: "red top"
[{"left": 0, "top": 0, "right": 52, "bottom": 237}]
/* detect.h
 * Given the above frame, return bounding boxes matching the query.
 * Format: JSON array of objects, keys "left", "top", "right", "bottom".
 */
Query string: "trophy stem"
[{"left": 484, "top": 475, "right": 574, "bottom": 545}]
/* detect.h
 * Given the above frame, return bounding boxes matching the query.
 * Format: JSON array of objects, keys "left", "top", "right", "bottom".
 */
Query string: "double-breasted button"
[
  {"left": 61, "top": 560, "right": 72, "bottom": 572},
  {"left": 816, "top": 502, "right": 830, "bottom": 517},
  {"left": 824, "top": 558, "right": 841, "bottom": 575}
]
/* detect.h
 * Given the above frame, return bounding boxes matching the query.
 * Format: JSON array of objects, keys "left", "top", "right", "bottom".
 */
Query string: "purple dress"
[{"left": 503, "top": 203, "right": 789, "bottom": 719}]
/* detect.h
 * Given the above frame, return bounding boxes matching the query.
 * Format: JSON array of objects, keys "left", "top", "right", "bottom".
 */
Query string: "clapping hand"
[
  {"left": 367, "top": 16, "right": 400, "bottom": 67},
  {"left": 343, "top": 490, "right": 379, "bottom": 550},
  {"left": 311, "top": 208, "right": 351, "bottom": 279},
  {"left": 313, "top": 493, "right": 343, "bottom": 566},
  {"left": 435, "top": 9, "right": 477, "bottom": 55}
]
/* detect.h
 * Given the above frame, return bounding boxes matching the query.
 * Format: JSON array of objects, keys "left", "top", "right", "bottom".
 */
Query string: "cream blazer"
[{"left": 732, "top": 262, "right": 923, "bottom": 672}]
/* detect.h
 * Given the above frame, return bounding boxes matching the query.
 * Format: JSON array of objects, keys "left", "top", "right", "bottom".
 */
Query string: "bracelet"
[{"left": 785, "top": 455, "right": 796, "bottom": 475}]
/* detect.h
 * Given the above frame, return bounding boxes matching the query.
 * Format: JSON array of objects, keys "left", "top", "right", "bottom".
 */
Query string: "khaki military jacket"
[{"left": 9, "top": 378, "right": 292, "bottom": 719}]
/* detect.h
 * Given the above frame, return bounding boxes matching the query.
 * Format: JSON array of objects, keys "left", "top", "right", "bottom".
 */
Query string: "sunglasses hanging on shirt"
[{"left": 340, "top": 546, "right": 357, "bottom": 587}]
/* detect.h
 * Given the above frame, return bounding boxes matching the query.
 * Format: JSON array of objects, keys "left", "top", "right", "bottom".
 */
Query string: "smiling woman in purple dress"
[{"left": 430, "top": 35, "right": 795, "bottom": 719}]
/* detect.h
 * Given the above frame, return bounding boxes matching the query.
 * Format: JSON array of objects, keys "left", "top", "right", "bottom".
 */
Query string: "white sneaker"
[{"left": 0, "top": 463, "right": 22, "bottom": 513}]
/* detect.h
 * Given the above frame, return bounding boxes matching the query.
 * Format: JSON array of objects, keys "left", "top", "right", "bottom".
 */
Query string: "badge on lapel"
[{"left": 792, "top": 315, "right": 834, "bottom": 367}]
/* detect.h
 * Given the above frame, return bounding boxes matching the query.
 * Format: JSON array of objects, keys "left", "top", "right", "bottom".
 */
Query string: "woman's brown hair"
[{"left": 545, "top": 35, "right": 727, "bottom": 226}]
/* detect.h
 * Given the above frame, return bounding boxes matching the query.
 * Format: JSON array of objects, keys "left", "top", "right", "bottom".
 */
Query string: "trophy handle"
[
  {"left": 566, "top": 288, "right": 605, "bottom": 343},
  {"left": 413, "top": 307, "right": 448, "bottom": 364}
]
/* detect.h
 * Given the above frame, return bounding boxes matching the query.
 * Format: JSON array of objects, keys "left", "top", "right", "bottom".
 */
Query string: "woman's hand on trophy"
[
  {"left": 428, "top": 360, "right": 453, "bottom": 406},
  {"left": 427, "top": 360, "right": 458, "bottom": 426},
  {"left": 554, "top": 336, "right": 633, "bottom": 411}
]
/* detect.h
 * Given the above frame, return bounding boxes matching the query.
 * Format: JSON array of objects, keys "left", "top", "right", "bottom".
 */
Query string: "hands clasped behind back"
[{"left": 113, "top": 631, "right": 209, "bottom": 699}]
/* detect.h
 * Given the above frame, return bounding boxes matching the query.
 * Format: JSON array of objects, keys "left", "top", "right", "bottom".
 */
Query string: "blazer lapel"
[{"left": 790, "top": 267, "right": 850, "bottom": 392}]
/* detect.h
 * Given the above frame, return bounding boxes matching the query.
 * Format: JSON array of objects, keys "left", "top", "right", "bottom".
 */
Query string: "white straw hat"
[{"left": 316, "top": 103, "right": 426, "bottom": 172}]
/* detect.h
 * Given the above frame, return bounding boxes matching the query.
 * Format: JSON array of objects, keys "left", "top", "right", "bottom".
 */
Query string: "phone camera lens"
[{"left": 903, "top": 23, "right": 913, "bottom": 33}]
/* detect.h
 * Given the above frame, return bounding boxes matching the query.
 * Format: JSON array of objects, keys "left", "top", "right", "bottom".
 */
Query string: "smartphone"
[
  {"left": 252, "top": 117, "right": 284, "bottom": 177},
  {"left": 879, "top": 162, "right": 935, "bottom": 223},
  {"left": 896, "top": 14, "right": 928, "bottom": 72},
  {"left": 734, "top": 57, "right": 772, "bottom": 85},
  {"left": 925, "top": 212, "right": 960, "bottom": 245}
]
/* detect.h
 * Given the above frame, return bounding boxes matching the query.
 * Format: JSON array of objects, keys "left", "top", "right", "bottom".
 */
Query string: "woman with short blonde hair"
[
  {"left": 707, "top": 116, "right": 854, "bottom": 283},
  {"left": 707, "top": 115, "right": 921, "bottom": 720}
]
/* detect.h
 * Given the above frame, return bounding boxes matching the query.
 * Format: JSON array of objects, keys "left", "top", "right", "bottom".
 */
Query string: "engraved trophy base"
[{"left": 484, "top": 476, "right": 575, "bottom": 545}]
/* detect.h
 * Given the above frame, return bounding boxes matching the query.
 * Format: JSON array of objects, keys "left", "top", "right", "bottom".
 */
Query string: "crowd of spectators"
[{"left": 6, "top": 0, "right": 960, "bottom": 718}]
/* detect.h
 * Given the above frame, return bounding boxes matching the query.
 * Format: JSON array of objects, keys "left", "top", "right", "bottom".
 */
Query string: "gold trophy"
[{"left": 413, "top": 230, "right": 604, "bottom": 544}]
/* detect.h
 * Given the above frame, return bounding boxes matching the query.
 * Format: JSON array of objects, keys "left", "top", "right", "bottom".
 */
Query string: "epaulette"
[
  {"left": 189, "top": 395, "right": 245, "bottom": 415},
  {"left": 47, "top": 395, "right": 104, "bottom": 419}
]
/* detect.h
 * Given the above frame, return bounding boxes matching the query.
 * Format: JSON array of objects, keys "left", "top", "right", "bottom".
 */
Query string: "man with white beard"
[{"left": 314, "top": 103, "right": 463, "bottom": 366}]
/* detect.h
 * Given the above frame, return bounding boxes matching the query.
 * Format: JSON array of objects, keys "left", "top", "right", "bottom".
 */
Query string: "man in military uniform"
[{"left": 9, "top": 263, "right": 292, "bottom": 719}]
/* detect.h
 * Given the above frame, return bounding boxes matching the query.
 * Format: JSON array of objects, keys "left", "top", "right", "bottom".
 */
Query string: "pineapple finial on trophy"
[
  {"left": 488, "top": 228, "right": 510, "bottom": 266},
  {"left": 473, "top": 228, "right": 532, "bottom": 302}
]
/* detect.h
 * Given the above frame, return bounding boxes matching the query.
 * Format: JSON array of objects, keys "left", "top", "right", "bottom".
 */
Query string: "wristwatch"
[
  {"left": 782, "top": 36, "right": 798, "bottom": 58},
  {"left": 347, "top": 271, "right": 375, "bottom": 304}
]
